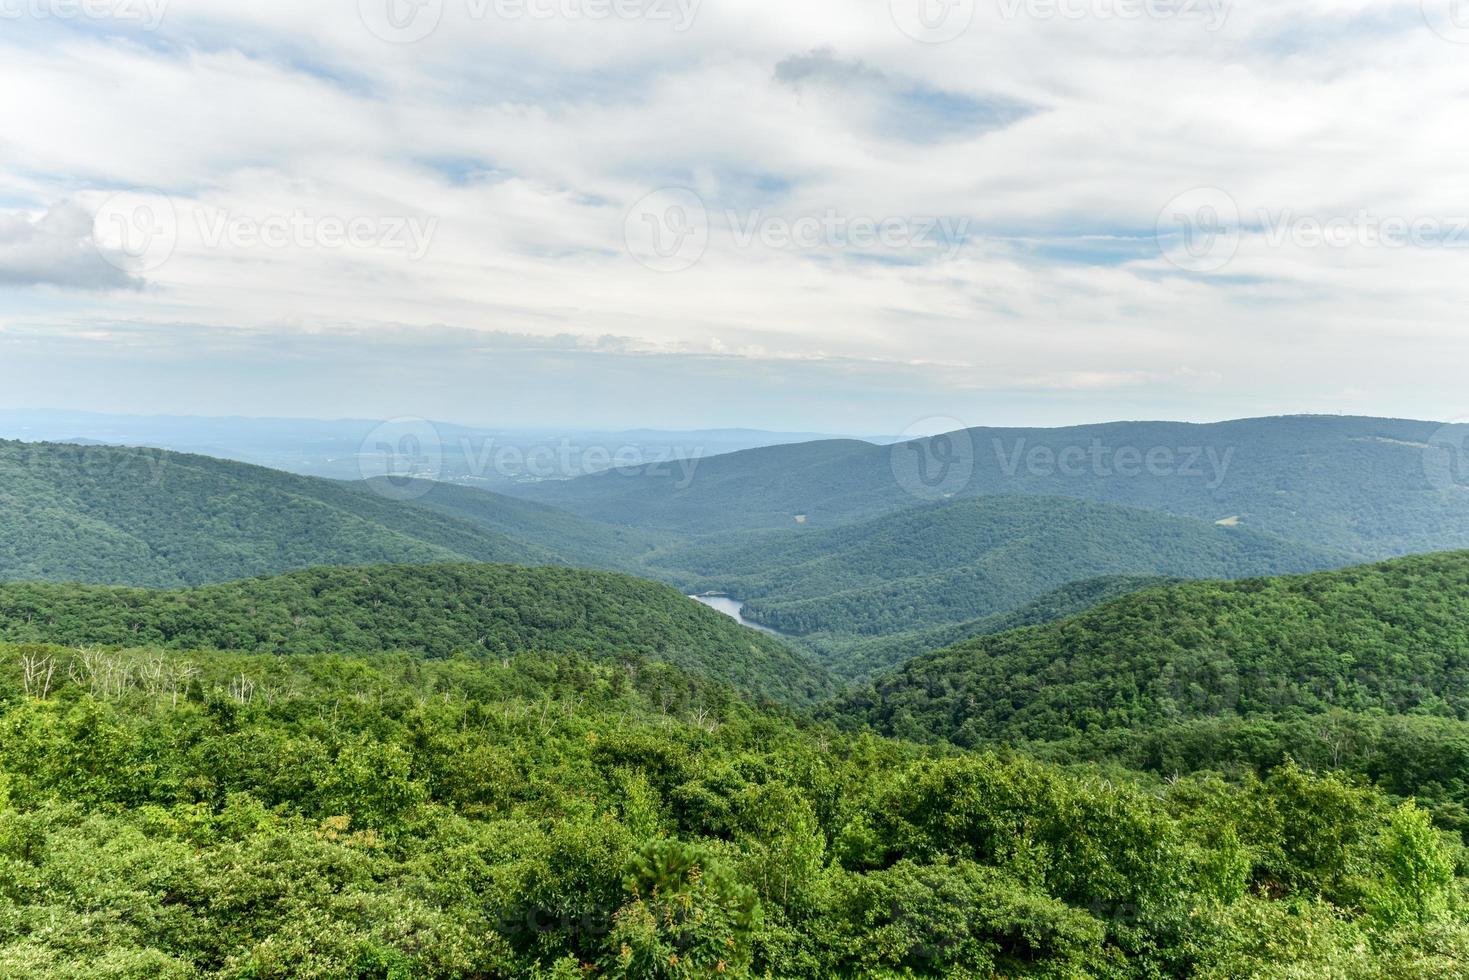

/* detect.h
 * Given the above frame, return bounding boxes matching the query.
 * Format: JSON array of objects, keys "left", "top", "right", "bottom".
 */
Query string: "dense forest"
[
  {"left": 348, "top": 478, "right": 674, "bottom": 574},
  {"left": 836, "top": 551, "right": 1469, "bottom": 745},
  {"left": 651, "top": 497, "right": 1347, "bottom": 670},
  {"left": 0, "top": 442, "right": 656, "bottom": 588},
  {"left": 0, "top": 564, "right": 833, "bottom": 705},
  {"left": 513, "top": 415, "right": 1469, "bottom": 558},
  {"left": 1, "top": 643, "right": 1465, "bottom": 977},
  {"left": 797, "top": 575, "right": 1180, "bottom": 681}
]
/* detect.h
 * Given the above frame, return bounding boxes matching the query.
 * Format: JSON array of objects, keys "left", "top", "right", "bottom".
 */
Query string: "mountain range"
[
  {"left": 509, "top": 415, "right": 1469, "bottom": 559},
  {"left": 3, "top": 417, "right": 1469, "bottom": 975}
]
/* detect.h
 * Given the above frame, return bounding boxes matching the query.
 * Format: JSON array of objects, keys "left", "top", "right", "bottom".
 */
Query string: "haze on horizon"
[{"left": 3, "top": 1, "right": 1468, "bottom": 433}]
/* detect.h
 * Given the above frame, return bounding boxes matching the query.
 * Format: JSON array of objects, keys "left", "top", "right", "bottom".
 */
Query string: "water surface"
[{"left": 689, "top": 595, "right": 785, "bottom": 636}]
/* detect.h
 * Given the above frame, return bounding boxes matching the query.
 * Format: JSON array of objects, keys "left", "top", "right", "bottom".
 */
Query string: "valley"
[
  {"left": 687, "top": 593, "right": 786, "bottom": 636},
  {"left": 2, "top": 416, "right": 1468, "bottom": 976}
]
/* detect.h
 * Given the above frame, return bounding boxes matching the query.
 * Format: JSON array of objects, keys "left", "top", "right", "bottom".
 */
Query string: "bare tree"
[
  {"left": 19, "top": 650, "right": 58, "bottom": 700},
  {"left": 229, "top": 673, "right": 256, "bottom": 704}
]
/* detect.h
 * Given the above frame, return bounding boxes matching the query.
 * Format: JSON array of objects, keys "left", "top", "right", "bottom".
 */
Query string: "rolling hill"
[
  {"left": 349, "top": 477, "right": 673, "bottom": 572},
  {"left": 0, "top": 441, "right": 654, "bottom": 588},
  {"left": 833, "top": 550, "right": 1469, "bottom": 745},
  {"left": 0, "top": 562, "right": 833, "bottom": 704},
  {"left": 798, "top": 574, "right": 1180, "bottom": 681},
  {"left": 650, "top": 496, "right": 1353, "bottom": 674},
  {"left": 511, "top": 415, "right": 1469, "bottom": 559}
]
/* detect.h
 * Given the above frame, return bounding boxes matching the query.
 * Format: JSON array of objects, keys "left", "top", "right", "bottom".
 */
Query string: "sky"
[{"left": 1, "top": 0, "right": 1467, "bottom": 433}]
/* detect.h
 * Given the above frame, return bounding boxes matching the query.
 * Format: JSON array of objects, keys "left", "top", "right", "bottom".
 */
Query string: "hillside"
[
  {"left": 1, "top": 643, "right": 1463, "bottom": 976},
  {"left": 505, "top": 437, "right": 879, "bottom": 532},
  {"left": 349, "top": 477, "right": 674, "bottom": 572},
  {"left": 834, "top": 551, "right": 1469, "bottom": 746},
  {"left": 651, "top": 496, "right": 1352, "bottom": 671},
  {"left": 512, "top": 415, "right": 1469, "bottom": 559},
  {"left": 0, "top": 441, "right": 652, "bottom": 588},
  {"left": 0, "top": 563, "right": 832, "bottom": 704},
  {"left": 801, "top": 574, "right": 1180, "bottom": 680}
]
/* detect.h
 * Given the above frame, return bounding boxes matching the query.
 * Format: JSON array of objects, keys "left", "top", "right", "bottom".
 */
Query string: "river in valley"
[{"left": 689, "top": 595, "right": 786, "bottom": 636}]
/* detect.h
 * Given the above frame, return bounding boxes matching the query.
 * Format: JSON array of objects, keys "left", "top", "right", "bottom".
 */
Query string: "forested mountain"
[
  {"left": 505, "top": 437, "right": 879, "bottom": 532},
  {"left": 835, "top": 551, "right": 1469, "bottom": 745},
  {"left": 513, "top": 415, "right": 1469, "bottom": 559},
  {"left": 0, "top": 441, "right": 649, "bottom": 588},
  {"left": 0, "top": 563, "right": 832, "bottom": 704},
  {"left": 2, "top": 642, "right": 1464, "bottom": 976},
  {"left": 652, "top": 496, "right": 1351, "bottom": 671},
  {"left": 802, "top": 574, "right": 1180, "bottom": 681},
  {"left": 351, "top": 477, "right": 673, "bottom": 573}
]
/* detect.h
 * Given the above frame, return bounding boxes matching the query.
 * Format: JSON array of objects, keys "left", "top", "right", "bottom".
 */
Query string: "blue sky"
[{"left": 1, "top": 0, "right": 1466, "bottom": 432}]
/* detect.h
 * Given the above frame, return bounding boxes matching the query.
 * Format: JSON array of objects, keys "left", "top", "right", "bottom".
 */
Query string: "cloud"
[
  {"left": 0, "top": 203, "right": 138, "bottom": 291},
  {"left": 773, "top": 48, "right": 1034, "bottom": 143},
  {"left": 0, "top": 3, "right": 1466, "bottom": 426}
]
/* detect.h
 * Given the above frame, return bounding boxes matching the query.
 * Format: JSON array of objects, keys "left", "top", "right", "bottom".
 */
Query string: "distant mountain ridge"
[
  {"left": 0, "top": 441, "right": 640, "bottom": 588},
  {"left": 511, "top": 415, "right": 1469, "bottom": 559}
]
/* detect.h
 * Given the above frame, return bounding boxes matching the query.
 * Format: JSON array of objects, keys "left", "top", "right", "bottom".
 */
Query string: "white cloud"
[
  {"left": 0, "top": 1, "right": 1465, "bottom": 426},
  {"left": 0, "top": 203, "right": 138, "bottom": 290}
]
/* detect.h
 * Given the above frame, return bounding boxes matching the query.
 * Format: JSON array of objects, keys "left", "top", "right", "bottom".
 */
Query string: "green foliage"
[
  {"left": 817, "top": 859, "right": 1108, "bottom": 978},
  {"left": 0, "top": 563, "right": 833, "bottom": 704},
  {"left": 0, "top": 441, "right": 675, "bottom": 589},
  {"left": 798, "top": 574, "right": 1181, "bottom": 681},
  {"left": 657, "top": 497, "right": 1345, "bottom": 642},
  {"left": 607, "top": 839, "right": 760, "bottom": 977},
  {"left": 835, "top": 551, "right": 1469, "bottom": 744},
  {"left": 515, "top": 415, "right": 1469, "bottom": 560},
  {"left": 0, "top": 441, "right": 556, "bottom": 588},
  {"left": 0, "top": 643, "right": 1461, "bottom": 976},
  {"left": 362, "top": 478, "right": 675, "bottom": 573},
  {"left": 1369, "top": 804, "right": 1458, "bottom": 928}
]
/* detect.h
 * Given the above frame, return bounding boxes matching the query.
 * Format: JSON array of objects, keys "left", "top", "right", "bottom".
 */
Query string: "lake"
[{"left": 689, "top": 595, "right": 786, "bottom": 636}]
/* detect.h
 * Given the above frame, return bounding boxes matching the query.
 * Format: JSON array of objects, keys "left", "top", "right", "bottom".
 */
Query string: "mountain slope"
[
  {"left": 0, "top": 441, "right": 650, "bottom": 588},
  {"left": 349, "top": 477, "right": 674, "bottom": 572},
  {"left": 513, "top": 415, "right": 1469, "bottom": 559},
  {"left": 651, "top": 496, "right": 1353, "bottom": 671},
  {"left": 833, "top": 551, "right": 1469, "bottom": 744},
  {"left": 803, "top": 574, "right": 1180, "bottom": 681},
  {"left": 506, "top": 438, "right": 879, "bottom": 532},
  {"left": 0, "top": 563, "right": 833, "bottom": 703}
]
